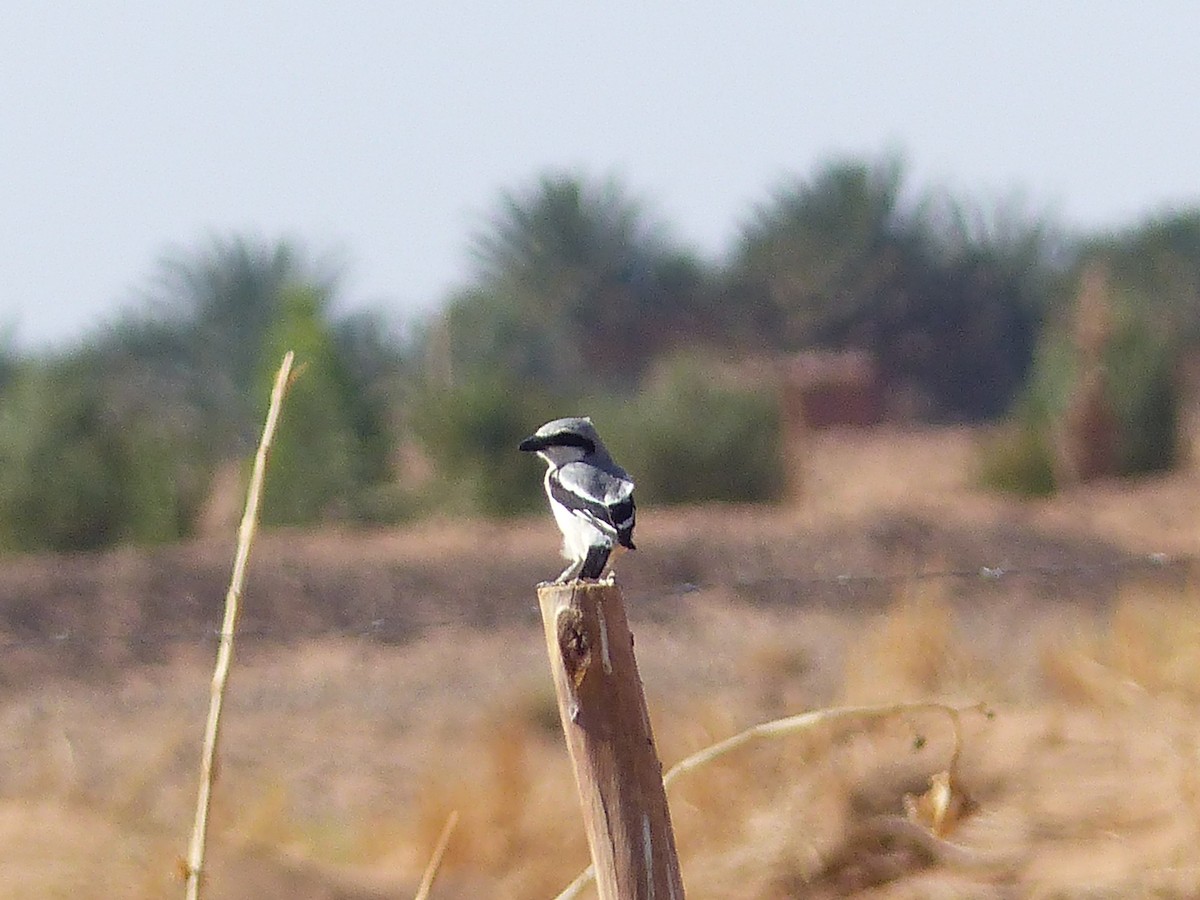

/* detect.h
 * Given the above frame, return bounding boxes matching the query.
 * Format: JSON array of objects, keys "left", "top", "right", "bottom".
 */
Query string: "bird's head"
[{"left": 519, "top": 416, "right": 602, "bottom": 466}]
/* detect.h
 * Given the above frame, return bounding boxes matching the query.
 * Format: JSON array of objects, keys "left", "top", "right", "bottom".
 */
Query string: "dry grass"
[
  {"left": 1, "top": 426, "right": 1200, "bottom": 896},
  {"left": 4, "top": 581, "right": 1200, "bottom": 898}
]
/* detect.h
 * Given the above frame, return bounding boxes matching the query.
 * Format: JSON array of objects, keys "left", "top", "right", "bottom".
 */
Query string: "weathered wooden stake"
[{"left": 539, "top": 581, "right": 685, "bottom": 900}]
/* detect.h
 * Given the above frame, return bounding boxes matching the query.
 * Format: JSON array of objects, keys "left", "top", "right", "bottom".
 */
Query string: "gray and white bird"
[{"left": 519, "top": 416, "right": 636, "bottom": 582}]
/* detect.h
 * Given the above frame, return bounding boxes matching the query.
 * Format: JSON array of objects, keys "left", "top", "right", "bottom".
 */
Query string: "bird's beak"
[{"left": 518, "top": 435, "right": 546, "bottom": 452}]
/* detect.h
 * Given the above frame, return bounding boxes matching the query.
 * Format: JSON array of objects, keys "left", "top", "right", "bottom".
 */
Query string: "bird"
[{"left": 519, "top": 416, "right": 636, "bottom": 583}]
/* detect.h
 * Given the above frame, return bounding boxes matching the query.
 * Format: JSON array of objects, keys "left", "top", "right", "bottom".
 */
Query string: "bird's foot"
[{"left": 556, "top": 563, "right": 582, "bottom": 583}]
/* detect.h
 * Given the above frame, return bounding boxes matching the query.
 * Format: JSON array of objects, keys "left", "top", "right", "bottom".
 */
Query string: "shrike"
[{"left": 519, "top": 416, "right": 636, "bottom": 582}]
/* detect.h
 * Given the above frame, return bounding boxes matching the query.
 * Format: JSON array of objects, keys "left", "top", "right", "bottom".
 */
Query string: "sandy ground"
[{"left": 2, "top": 426, "right": 1200, "bottom": 897}]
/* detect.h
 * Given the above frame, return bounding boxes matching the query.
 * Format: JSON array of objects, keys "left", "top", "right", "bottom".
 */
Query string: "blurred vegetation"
[
  {"left": 256, "top": 286, "right": 386, "bottom": 526},
  {"left": 0, "top": 237, "right": 405, "bottom": 552},
  {"left": 410, "top": 376, "right": 558, "bottom": 517},
  {"left": 980, "top": 236, "right": 1190, "bottom": 495},
  {"left": 0, "top": 357, "right": 206, "bottom": 551},
  {"left": 596, "top": 355, "right": 785, "bottom": 505},
  {"left": 977, "top": 425, "right": 1058, "bottom": 498},
  {"left": 729, "top": 158, "right": 1053, "bottom": 420},
  {"left": 3, "top": 159, "right": 1200, "bottom": 551},
  {"left": 441, "top": 172, "right": 716, "bottom": 394},
  {"left": 1104, "top": 304, "right": 1178, "bottom": 474}
]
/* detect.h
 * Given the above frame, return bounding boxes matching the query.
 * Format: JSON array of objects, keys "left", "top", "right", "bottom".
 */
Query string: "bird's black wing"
[
  {"left": 550, "top": 463, "right": 636, "bottom": 548},
  {"left": 611, "top": 494, "right": 636, "bottom": 550}
]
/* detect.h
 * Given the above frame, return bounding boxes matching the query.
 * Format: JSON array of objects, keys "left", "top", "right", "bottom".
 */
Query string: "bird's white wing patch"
[
  {"left": 557, "top": 461, "right": 634, "bottom": 506},
  {"left": 548, "top": 465, "right": 628, "bottom": 541}
]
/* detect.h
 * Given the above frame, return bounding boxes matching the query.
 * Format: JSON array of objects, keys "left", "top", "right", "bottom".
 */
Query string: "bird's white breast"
[{"left": 545, "top": 468, "right": 610, "bottom": 561}]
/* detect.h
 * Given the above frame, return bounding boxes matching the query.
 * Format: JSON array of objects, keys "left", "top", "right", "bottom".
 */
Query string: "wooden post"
[{"left": 539, "top": 582, "right": 685, "bottom": 899}]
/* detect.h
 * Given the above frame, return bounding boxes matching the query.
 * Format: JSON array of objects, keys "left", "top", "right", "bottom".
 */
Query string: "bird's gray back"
[{"left": 557, "top": 459, "right": 634, "bottom": 505}]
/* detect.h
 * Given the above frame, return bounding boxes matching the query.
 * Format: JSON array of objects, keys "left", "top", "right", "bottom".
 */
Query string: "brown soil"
[{"left": 2, "top": 426, "right": 1200, "bottom": 897}]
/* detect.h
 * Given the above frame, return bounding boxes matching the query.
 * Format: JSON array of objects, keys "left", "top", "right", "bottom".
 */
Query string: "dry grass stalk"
[
  {"left": 663, "top": 700, "right": 982, "bottom": 792},
  {"left": 555, "top": 699, "right": 988, "bottom": 900},
  {"left": 554, "top": 864, "right": 597, "bottom": 900},
  {"left": 183, "top": 351, "right": 296, "bottom": 900},
  {"left": 414, "top": 810, "right": 459, "bottom": 900}
]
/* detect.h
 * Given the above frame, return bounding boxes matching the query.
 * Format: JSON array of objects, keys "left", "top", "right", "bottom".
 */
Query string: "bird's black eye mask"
[
  {"left": 550, "top": 432, "right": 595, "bottom": 453},
  {"left": 520, "top": 432, "right": 595, "bottom": 453}
]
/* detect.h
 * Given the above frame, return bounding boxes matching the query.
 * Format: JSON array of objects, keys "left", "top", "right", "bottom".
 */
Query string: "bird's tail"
[{"left": 580, "top": 545, "right": 612, "bottom": 580}]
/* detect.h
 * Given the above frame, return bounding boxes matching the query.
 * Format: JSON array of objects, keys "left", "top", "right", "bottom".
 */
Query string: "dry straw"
[
  {"left": 183, "top": 351, "right": 296, "bottom": 900},
  {"left": 554, "top": 699, "right": 988, "bottom": 900},
  {"left": 414, "top": 810, "right": 460, "bottom": 900}
]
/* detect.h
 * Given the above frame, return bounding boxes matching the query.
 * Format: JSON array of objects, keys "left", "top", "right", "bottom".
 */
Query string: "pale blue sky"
[{"left": 2, "top": 3, "right": 1197, "bottom": 350}]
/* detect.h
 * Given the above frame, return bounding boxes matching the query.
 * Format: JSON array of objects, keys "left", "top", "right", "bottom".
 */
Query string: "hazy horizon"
[{"left": 4, "top": 2, "right": 1198, "bottom": 352}]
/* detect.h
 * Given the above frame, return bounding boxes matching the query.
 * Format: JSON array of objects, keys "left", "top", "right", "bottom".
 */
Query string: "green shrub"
[
  {"left": 599, "top": 356, "right": 785, "bottom": 504},
  {"left": 257, "top": 288, "right": 352, "bottom": 525},
  {"left": 256, "top": 286, "right": 395, "bottom": 527},
  {"left": 0, "top": 364, "right": 203, "bottom": 552},
  {"left": 1105, "top": 309, "right": 1178, "bottom": 473},
  {"left": 977, "top": 424, "right": 1057, "bottom": 497},
  {"left": 982, "top": 280, "right": 1179, "bottom": 495},
  {"left": 411, "top": 376, "right": 556, "bottom": 517},
  {"left": 413, "top": 356, "right": 783, "bottom": 517}
]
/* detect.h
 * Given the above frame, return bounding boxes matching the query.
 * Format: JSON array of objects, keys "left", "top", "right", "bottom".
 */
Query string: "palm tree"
[
  {"left": 115, "top": 235, "right": 341, "bottom": 448},
  {"left": 731, "top": 156, "right": 914, "bottom": 348},
  {"left": 731, "top": 155, "right": 1054, "bottom": 419},
  {"left": 447, "top": 172, "right": 710, "bottom": 392}
]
